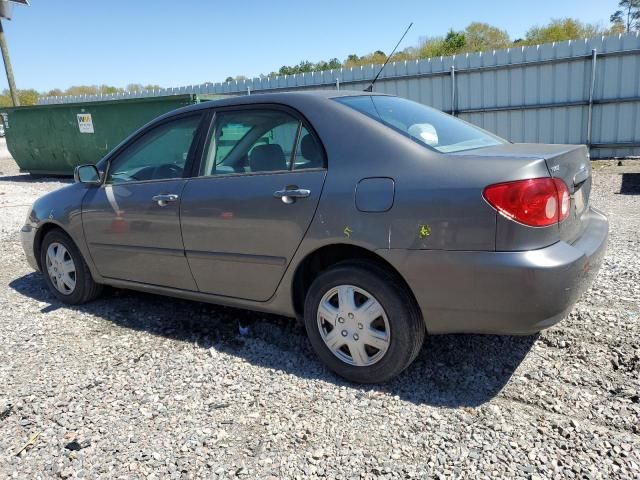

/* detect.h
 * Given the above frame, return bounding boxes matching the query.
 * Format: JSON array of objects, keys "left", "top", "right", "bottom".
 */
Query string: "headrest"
[
  {"left": 249, "top": 144, "right": 286, "bottom": 172},
  {"left": 300, "top": 134, "right": 323, "bottom": 167}
]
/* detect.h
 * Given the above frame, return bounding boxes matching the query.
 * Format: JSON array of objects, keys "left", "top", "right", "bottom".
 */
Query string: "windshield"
[{"left": 335, "top": 95, "right": 506, "bottom": 153}]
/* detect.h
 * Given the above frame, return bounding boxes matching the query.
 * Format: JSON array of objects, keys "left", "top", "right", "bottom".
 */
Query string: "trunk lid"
[
  {"left": 453, "top": 143, "right": 592, "bottom": 244},
  {"left": 542, "top": 144, "right": 592, "bottom": 244}
]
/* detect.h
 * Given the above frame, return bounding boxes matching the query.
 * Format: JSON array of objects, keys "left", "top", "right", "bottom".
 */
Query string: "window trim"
[
  {"left": 102, "top": 111, "right": 208, "bottom": 186},
  {"left": 193, "top": 103, "right": 327, "bottom": 178}
]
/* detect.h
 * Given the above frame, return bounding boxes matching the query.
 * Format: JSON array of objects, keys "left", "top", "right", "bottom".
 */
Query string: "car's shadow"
[
  {"left": 620, "top": 173, "right": 640, "bottom": 195},
  {"left": 10, "top": 272, "right": 536, "bottom": 408},
  {"left": 0, "top": 173, "right": 71, "bottom": 183}
]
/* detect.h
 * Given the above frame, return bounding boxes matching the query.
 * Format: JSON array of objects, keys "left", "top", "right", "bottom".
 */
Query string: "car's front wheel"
[
  {"left": 40, "top": 229, "right": 103, "bottom": 304},
  {"left": 303, "top": 260, "right": 425, "bottom": 383}
]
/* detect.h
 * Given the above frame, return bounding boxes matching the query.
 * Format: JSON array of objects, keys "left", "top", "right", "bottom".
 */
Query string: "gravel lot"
[{"left": 0, "top": 139, "right": 638, "bottom": 479}]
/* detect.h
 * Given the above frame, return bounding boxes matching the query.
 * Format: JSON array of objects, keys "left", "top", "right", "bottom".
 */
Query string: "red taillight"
[{"left": 483, "top": 178, "right": 571, "bottom": 227}]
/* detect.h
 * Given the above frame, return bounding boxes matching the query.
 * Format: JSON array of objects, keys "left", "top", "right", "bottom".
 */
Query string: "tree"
[
  {"left": 524, "top": 18, "right": 605, "bottom": 45},
  {"left": 344, "top": 54, "right": 360, "bottom": 66},
  {"left": 418, "top": 30, "right": 466, "bottom": 58},
  {"left": 0, "top": 90, "right": 12, "bottom": 107},
  {"left": 327, "top": 58, "right": 341, "bottom": 69},
  {"left": 464, "top": 22, "right": 511, "bottom": 52},
  {"left": 125, "top": 83, "right": 145, "bottom": 92},
  {"left": 611, "top": 0, "right": 640, "bottom": 32},
  {"left": 0, "top": 88, "right": 40, "bottom": 106},
  {"left": 418, "top": 37, "right": 448, "bottom": 58},
  {"left": 64, "top": 85, "right": 100, "bottom": 96},
  {"left": 443, "top": 29, "right": 466, "bottom": 54},
  {"left": 18, "top": 89, "right": 39, "bottom": 105},
  {"left": 97, "top": 85, "right": 120, "bottom": 94}
]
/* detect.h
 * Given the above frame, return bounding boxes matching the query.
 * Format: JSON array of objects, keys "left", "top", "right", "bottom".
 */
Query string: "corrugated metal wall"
[{"left": 39, "top": 33, "right": 640, "bottom": 158}]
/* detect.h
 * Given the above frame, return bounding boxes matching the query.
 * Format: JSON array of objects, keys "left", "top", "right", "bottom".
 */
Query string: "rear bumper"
[
  {"left": 377, "top": 207, "right": 608, "bottom": 335},
  {"left": 20, "top": 224, "right": 40, "bottom": 271}
]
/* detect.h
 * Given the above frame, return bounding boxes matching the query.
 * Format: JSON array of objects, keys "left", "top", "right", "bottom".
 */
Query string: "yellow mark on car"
[
  {"left": 343, "top": 226, "right": 353, "bottom": 238},
  {"left": 419, "top": 224, "right": 431, "bottom": 239}
]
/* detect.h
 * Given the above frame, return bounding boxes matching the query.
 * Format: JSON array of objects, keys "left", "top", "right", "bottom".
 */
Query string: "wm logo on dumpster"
[{"left": 77, "top": 113, "right": 94, "bottom": 134}]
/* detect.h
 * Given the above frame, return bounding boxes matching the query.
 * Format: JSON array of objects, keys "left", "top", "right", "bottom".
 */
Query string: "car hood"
[{"left": 29, "top": 182, "right": 87, "bottom": 226}]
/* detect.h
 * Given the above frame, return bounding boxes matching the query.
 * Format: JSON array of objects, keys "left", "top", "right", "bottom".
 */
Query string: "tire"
[
  {"left": 39, "top": 229, "right": 102, "bottom": 304},
  {"left": 303, "top": 260, "right": 425, "bottom": 383}
]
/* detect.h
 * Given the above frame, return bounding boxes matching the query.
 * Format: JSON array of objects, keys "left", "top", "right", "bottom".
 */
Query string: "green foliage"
[
  {"left": 417, "top": 30, "right": 467, "bottom": 58},
  {"left": 611, "top": 0, "right": 640, "bottom": 32},
  {"left": 443, "top": 30, "right": 466, "bottom": 53},
  {"left": 0, "top": 89, "right": 14, "bottom": 107},
  {"left": 262, "top": 16, "right": 628, "bottom": 80},
  {"left": 278, "top": 58, "right": 344, "bottom": 75},
  {"left": 464, "top": 22, "right": 511, "bottom": 52},
  {"left": 224, "top": 75, "right": 249, "bottom": 82},
  {"left": 64, "top": 85, "right": 101, "bottom": 96},
  {"left": 0, "top": 83, "right": 165, "bottom": 106},
  {"left": 18, "top": 89, "right": 39, "bottom": 105},
  {"left": 125, "top": 83, "right": 146, "bottom": 92},
  {"left": 523, "top": 18, "right": 606, "bottom": 45},
  {"left": 98, "top": 85, "right": 120, "bottom": 94},
  {"left": 0, "top": 88, "right": 39, "bottom": 106}
]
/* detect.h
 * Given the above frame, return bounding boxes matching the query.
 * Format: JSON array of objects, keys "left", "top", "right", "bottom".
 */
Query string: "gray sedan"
[{"left": 20, "top": 91, "right": 608, "bottom": 383}]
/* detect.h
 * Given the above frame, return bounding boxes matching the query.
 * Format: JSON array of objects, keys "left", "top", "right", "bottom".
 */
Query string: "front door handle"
[
  {"left": 152, "top": 194, "right": 179, "bottom": 206},
  {"left": 274, "top": 188, "right": 311, "bottom": 204}
]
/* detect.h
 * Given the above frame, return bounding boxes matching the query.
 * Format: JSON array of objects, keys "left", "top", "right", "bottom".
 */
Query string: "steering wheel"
[{"left": 154, "top": 163, "right": 183, "bottom": 179}]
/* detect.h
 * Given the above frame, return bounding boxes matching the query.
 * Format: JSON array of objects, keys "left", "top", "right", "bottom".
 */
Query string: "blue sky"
[{"left": 1, "top": 0, "right": 618, "bottom": 92}]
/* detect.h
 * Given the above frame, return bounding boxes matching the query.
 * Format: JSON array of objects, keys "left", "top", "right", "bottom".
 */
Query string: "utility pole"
[
  {"left": 0, "top": 1, "right": 30, "bottom": 107},
  {"left": 0, "top": 18, "right": 18, "bottom": 105}
]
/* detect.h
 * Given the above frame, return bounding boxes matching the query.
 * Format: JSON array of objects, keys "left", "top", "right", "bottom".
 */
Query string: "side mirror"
[{"left": 74, "top": 164, "right": 101, "bottom": 184}]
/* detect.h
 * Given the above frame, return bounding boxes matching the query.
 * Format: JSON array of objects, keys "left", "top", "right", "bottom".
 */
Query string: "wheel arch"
[
  {"left": 291, "top": 243, "right": 422, "bottom": 321},
  {"left": 33, "top": 222, "right": 70, "bottom": 271}
]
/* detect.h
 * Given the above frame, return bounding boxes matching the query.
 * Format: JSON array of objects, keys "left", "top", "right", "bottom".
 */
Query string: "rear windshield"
[{"left": 335, "top": 95, "right": 506, "bottom": 153}]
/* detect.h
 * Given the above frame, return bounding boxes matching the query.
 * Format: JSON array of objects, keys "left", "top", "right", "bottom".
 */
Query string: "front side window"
[
  {"left": 199, "top": 109, "right": 324, "bottom": 176},
  {"left": 335, "top": 95, "right": 505, "bottom": 154},
  {"left": 107, "top": 115, "right": 202, "bottom": 184}
]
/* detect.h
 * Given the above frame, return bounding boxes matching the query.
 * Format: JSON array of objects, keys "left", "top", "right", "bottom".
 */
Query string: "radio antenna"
[{"left": 364, "top": 22, "right": 413, "bottom": 92}]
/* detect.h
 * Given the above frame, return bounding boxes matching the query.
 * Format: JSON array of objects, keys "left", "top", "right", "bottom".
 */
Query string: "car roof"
[
  {"left": 97, "top": 90, "right": 392, "bottom": 168},
  {"left": 165, "top": 89, "right": 389, "bottom": 117}
]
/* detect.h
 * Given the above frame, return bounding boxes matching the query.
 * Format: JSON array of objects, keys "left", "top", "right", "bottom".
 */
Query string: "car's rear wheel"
[
  {"left": 303, "top": 260, "right": 425, "bottom": 383},
  {"left": 40, "top": 229, "right": 102, "bottom": 304}
]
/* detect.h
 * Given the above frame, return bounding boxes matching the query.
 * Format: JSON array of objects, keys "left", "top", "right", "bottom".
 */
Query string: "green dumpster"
[{"left": 0, "top": 94, "right": 222, "bottom": 175}]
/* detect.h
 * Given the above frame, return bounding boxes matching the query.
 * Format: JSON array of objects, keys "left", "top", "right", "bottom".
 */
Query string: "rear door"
[
  {"left": 82, "top": 113, "right": 205, "bottom": 290},
  {"left": 180, "top": 106, "right": 327, "bottom": 301}
]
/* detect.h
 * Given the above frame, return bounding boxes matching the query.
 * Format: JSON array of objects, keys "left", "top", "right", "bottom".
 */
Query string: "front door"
[
  {"left": 180, "top": 107, "right": 327, "bottom": 301},
  {"left": 82, "top": 113, "right": 204, "bottom": 290}
]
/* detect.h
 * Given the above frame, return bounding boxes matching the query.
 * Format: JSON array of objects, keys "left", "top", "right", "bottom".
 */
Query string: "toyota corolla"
[{"left": 20, "top": 91, "right": 608, "bottom": 383}]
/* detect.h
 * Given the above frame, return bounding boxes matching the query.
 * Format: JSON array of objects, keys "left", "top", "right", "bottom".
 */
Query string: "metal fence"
[{"left": 39, "top": 32, "right": 640, "bottom": 158}]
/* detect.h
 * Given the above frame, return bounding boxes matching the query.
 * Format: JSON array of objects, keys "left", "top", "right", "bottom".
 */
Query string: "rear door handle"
[
  {"left": 274, "top": 188, "right": 311, "bottom": 204},
  {"left": 152, "top": 194, "right": 179, "bottom": 206}
]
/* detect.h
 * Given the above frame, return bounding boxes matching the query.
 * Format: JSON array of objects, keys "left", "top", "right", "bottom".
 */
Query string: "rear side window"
[
  {"left": 335, "top": 95, "right": 505, "bottom": 154},
  {"left": 199, "top": 109, "right": 324, "bottom": 176}
]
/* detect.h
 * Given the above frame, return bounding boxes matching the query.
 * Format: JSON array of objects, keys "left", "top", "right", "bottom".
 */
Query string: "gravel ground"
[{"left": 0, "top": 140, "right": 638, "bottom": 479}]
